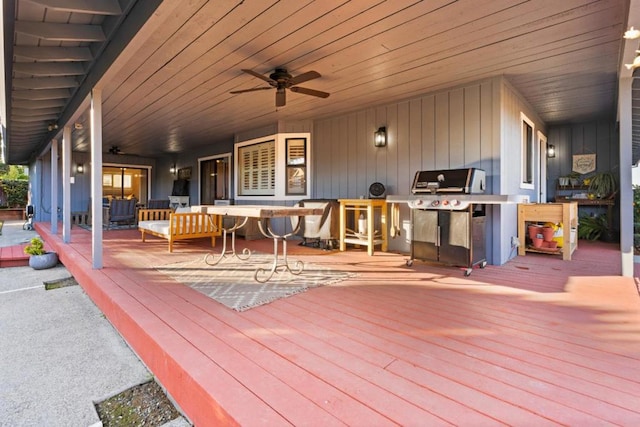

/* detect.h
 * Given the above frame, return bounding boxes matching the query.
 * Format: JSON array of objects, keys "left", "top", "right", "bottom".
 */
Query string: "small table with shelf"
[
  {"left": 338, "top": 199, "right": 388, "bottom": 256},
  {"left": 517, "top": 202, "right": 578, "bottom": 260}
]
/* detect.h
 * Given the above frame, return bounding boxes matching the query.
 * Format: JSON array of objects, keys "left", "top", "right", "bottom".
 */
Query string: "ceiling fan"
[
  {"left": 230, "top": 68, "right": 330, "bottom": 107},
  {"left": 108, "top": 146, "right": 123, "bottom": 155}
]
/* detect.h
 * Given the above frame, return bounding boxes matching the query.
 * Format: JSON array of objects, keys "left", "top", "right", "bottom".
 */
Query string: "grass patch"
[
  {"left": 95, "top": 380, "right": 180, "bottom": 426},
  {"left": 43, "top": 277, "right": 78, "bottom": 290}
]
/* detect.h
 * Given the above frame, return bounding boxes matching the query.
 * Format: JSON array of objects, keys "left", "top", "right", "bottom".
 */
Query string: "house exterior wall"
[
  {"left": 312, "top": 76, "right": 519, "bottom": 263},
  {"left": 546, "top": 120, "right": 619, "bottom": 228},
  {"left": 495, "top": 78, "right": 547, "bottom": 265}
]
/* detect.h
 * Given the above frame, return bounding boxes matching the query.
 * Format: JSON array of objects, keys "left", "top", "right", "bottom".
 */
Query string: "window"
[
  {"left": 285, "top": 138, "right": 307, "bottom": 195},
  {"left": 521, "top": 113, "right": 535, "bottom": 189},
  {"left": 237, "top": 140, "right": 275, "bottom": 196},
  {"left": 234, "top": 133, "right": 311, "bottom": 200}
]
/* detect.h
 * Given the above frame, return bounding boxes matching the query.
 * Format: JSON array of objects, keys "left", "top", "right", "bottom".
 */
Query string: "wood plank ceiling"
[{"left": 2, "top": 0, "right": 636, "bottom": 165}]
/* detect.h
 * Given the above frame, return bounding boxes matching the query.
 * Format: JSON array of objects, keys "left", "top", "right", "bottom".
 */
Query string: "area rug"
[{"left": 156, "top": 253, "right": 354, "bottom": 311}]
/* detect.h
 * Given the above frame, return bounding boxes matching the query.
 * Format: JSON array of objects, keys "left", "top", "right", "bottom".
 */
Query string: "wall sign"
[{"left": 572, "top": 154, "right": 596, "bottom": 174}]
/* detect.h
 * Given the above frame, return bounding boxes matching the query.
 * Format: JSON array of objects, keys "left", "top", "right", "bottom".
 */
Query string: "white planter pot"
[{"left": 29, "top": 252, "right": 59, "bottom": 270}]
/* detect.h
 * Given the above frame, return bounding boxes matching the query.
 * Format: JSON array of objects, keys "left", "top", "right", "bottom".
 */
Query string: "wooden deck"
[{"left": 33, "top": 223, "right": 640, "bottom": 426}]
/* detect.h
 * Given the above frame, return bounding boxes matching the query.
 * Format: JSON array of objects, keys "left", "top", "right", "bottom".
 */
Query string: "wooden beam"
[
  {"left": 14, "top": 46, "right": 93, "bottom": 62},
  {"left": 11, "top": 114, "right": 59, "bottom": 122},
  {"left": 12, "top": 99, "right": 66, "bottom": 109},
  {"left": 13, "top": 62, "right": 85, "bottom": 76},
  {"left": 28, "top": 0, "right": 122, "bottom": 15},
  {"left": 14, "top": 21, "right": 105, "bottom": 42},
  {"left": 12, "top": 88, "right": 71, "bottom": 100},
  {"left": 13, "top": 77, "right": 79, "bottom": 90},
  {"left": 12, "top": 107, "right": 62, "bottom": 116}
]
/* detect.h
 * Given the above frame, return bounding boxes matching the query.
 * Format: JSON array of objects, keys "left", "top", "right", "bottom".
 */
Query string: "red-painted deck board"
[{"left": 27, "top": 223, "right": 640, "bottom": 426}]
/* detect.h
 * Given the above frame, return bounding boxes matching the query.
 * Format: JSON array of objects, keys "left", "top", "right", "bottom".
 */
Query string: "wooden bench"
[{"left": 138, "top": 208, "right": 221, "bottom": 252}]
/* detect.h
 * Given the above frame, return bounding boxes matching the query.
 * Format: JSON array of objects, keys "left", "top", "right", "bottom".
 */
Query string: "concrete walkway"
[{"left": 0, "top": 221, "right": 188, "bottom": 426}]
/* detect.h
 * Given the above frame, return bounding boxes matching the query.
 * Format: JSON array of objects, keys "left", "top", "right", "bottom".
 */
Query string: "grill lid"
[{"left": 411, "top": 168, "right": 486, "bottom": 194}]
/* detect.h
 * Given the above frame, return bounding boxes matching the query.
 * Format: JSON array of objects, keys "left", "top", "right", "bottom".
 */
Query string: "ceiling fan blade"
[
  {"left": 275, "top": 89, "right": 286, "bottom": 107},
  {"left": 289, "top": 70, "right": 320, "bottom": 86},
  {"left": 241, "top": 69, "right": 274, "bottom": 84},
  {"left": 230, "top": 87, "right": 272, "bottom": 94},
  {"left": 290, "top": 86, "right": 330, "bottom": 98}
]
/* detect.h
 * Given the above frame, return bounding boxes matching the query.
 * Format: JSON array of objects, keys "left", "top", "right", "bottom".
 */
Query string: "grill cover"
[{"left": 411, "top": 168, "right": 485, "bottom": 194}]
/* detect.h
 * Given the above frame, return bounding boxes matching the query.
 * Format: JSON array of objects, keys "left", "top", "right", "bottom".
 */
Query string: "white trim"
[
  {"left": 520, "top": 112, "right": 535, "bottom": 190},
  {"left": 234, "top": 132, "right": 311, "bottom": 201},
  {"left": 538, "top": 131, "right": 548, "bottom": 203}
]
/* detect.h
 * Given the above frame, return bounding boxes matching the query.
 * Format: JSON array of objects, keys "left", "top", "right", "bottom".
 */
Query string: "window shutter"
[{"left": 239, "top": 140, "right": 275, "bottom": 195}]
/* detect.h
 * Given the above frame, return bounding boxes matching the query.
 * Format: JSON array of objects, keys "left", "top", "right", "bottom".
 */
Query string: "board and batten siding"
[
  {"left": 546, "top": 120, "right": 619, "bottom": 228},
  {"left": 313, "top": 77, "right": 511, "bottom": 263},
  {"left": 495, "top": 78, "right": 547, "bottom": 265}
]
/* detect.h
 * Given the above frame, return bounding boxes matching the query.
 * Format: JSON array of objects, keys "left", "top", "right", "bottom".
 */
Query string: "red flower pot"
[
  {"left": 531, "top": 237, "right": 544, "bottom": 248},
  {"left": 542, "top": 226, "right": 555, "bottom": 242},
  {"left": 528, "top": 225, "right": 543, "bottom": 240}
]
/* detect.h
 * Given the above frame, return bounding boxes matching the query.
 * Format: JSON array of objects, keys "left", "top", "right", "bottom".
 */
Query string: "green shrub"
[
  {"left": 578, "top": 214, "right": 608, "bottom": 241},
  {"left": 0, "top": 179, "right": 28, "bottom": 208},
  {"left": 23, "top": 237, "right": 46, "bottom": 256}
]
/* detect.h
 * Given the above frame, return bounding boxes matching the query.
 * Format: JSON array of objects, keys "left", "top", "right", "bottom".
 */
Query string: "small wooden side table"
[{"left": 338, "top": 199, "right": 388, "bottom": 256}]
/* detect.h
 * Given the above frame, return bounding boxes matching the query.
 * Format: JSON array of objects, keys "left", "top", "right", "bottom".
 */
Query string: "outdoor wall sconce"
[
  {"left": 76, "top": 163, "right": 84, "bottom": 174},
  {"left": 47, "top": 123, "right": 58, "bottom": 132},
  {"left": 374, "top": 127, "right": 387, "bottom": 147},
  {"left": 547, "top": 144, "right": 556, "bottom": 159},
  {"left": 170, "top": 165, "right": 177, "bottom": 175}
]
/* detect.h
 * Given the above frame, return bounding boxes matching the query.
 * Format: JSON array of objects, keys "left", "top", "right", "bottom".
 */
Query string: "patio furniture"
[
  {"left": 138, "top": 207, "right": 221, "bottom": 252},
  {"left": 147, "top": 199, "right": 171, "bottom": 209},
  {"left": 106, "top": 198, "right": 137, "bottom": 230},
  {"left": 338, "top": 199, "right": 388, "bottom": 256},
  {"left": 195, "top": 204, "right": 325, "bottom": 282},
  {"left": 290, "top": 199, "right": 340, "bottom": 249}
]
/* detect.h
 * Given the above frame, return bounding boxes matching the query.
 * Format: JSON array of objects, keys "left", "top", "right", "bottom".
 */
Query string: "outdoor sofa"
[{"left": 137, "top": 207, "right": 221, "bottom": 252}]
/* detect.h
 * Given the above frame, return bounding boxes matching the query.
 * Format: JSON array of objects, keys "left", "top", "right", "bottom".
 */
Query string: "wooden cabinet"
[{"left": 517, "top": 203, "right": 578, "bottom": 260}]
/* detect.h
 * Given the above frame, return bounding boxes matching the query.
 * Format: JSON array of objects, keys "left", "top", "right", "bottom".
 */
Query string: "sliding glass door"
[{"left": 102, "top": 166, "right": 149, "bottom": 203}]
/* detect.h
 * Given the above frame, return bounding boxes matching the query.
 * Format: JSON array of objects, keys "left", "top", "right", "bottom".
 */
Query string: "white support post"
[
  {"left": 50, "top": 139, "right": 58, "bottom": 234},
  {"left": 619, "top": 77, "right": 634, "bottom": 277},
  {"left": 62, "top": 126, "right": 72, "bottom": 243},
  {"left": 91, "top": 89, "right": 103, "bottom": 269}
]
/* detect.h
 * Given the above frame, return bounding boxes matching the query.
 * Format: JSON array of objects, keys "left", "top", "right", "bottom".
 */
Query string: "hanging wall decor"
[{"left": 572, "top": 154, "right": 596, "bottom": 174}]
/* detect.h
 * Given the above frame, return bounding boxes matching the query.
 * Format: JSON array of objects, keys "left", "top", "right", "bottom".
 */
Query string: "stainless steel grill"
[{"left": 388, "top": 168, "right": 529, "bottom": 276}]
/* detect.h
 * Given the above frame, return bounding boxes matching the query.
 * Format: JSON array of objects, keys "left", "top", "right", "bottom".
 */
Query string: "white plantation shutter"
[{"left": 238, "top": 140, "right": 275, "bottom": 195}]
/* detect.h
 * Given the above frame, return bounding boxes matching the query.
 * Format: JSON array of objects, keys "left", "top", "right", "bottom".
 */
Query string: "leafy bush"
[
  {"left": 578, "top": 214, "right": 608, "bottom": 241},
  {"left": 23, "top": 237, "right": 46, "bottom": 256},
  {"left": 0, "top": 179, "right": 28, "bottom": 207}
]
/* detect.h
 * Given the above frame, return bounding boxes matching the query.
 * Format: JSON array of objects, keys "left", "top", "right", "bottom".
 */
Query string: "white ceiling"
[{"left": 3, "top": 0, "right": 637, "bottom": 164}]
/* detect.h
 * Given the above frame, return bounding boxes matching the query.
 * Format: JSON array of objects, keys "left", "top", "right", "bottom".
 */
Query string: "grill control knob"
[
  {"left": 442, "top": 200, "right": 449, "bottom": 206},
  {"left": 431, "top": 200, "right": 440, "bottom": 207},
  {"left": 451, "top": 199, "right": 459, "bottom": 206},
  {"left": 415, "top": 199, "right": 423, "bottom": 206}
]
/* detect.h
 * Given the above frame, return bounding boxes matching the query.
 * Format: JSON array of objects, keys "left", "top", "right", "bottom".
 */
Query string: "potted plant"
[
  {"left": 588, "top": 171, "right": 617, "bottom": 199},
  {"left": 568, "top": 171, "right": 582, "bottom": 187},
  {"left": 578, "top": 214, "right": 615, "bottom": 242},
  {"left": 23, "top": 237, "right": 58, "bottom": 270}
]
